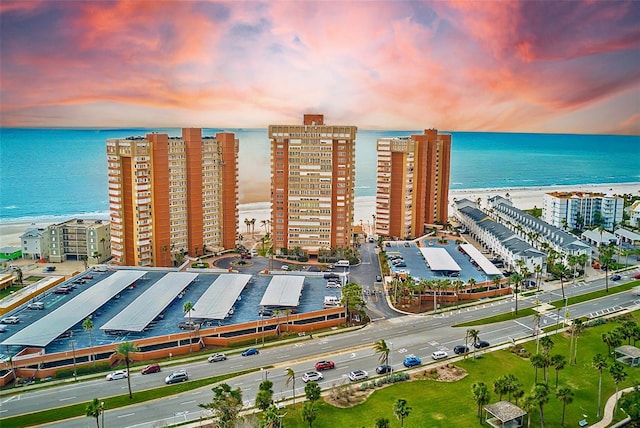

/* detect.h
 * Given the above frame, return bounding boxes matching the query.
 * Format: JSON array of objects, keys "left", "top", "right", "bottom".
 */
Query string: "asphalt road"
[{"left": 2, "top": 259, "right": 638, "bottom": 427}]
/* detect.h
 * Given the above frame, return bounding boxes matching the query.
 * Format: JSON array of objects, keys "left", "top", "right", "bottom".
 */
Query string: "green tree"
[
  {"left": 510, "top": 273, "right": 523, "bottom": 314},
  {"left": 256, "top": 380, "right": 274, "bottom": 411},
  {"left": 554, "top": 262, "right": 570, "bottom": 300},
  {"left": 183, "top": 301, "right": 194, "bottom": 353},
  {"left": 530, "top": 353, "right": 546, "bottom": 384},
  {"left": 619, "top": 386, "right": 640, "bottom": 425},
  {"left": 85, "top": 398, "right": 102, "bottom": 428},
  {"left": 610, "top": 361, "right": 628, "bottom": 417},
  {"left": 540, "top": 336, "right": 554, "bottom": 356},
  {"left": 262, "top": 404, "right": 281, "bottom": 428},
  {"left": 602, "top": 331, "right": 623, "bottom": 356},
  {"left": 593, "top": 353, "right": 609, "bottom": 418},
  {"left": 393, "top": 399, "right": 412, "bottom": 428},
  {"left": 83, "top": 317, "right": 95, "bottom": 365},
  {"left": 374, "top": 339, "right": 391, "bottom": 367},
  {"left": 466, "top": 328, "right": 480, "bottom": 359},
  {"left": 493, "top": 376, "right": 508, "bottom": 401},
  {"left": 14, "top": 267, "right": 23, "bottom": 285},
  {"left": 570, "top": 318, "right": 584, "bottom": 365},
  {"left": 551, "top": 354, "right": 566, "bottom": 388},
  {"left": 504, "top": 374, "right": 521, "bottom": 402},
  {"left": 599, "top": 244, "right": 617, "bottom": 292},
  {"left": 620, "top": 320, "right": 638, "bottom": 345},
  {"left": 521, "top": 395, "right": 536, "bottom": 428},
  {"left": 304, "top": 381, "right": 321, "bottom": 403},
  {"left": 531, "top": 383, "right": 550, "bottom": 428},
  {"left": 556, "top": 387, "right": 574, "bottom": 426},
  {"left": 198, "top": 383, "right": 243, "bottom": 427},
  {"left": 285, "top": 367, "right": 296, "bottom": 407},
  {"left": 471, "top": 382, "right": 490, "bottom": 420},
  {"left": 302, "top": 401, "right": 319, "bottom": 428},
  {"left": 341, "top": 282, "right": 365, "bottom": 324},
  {"left": 115, "top": 341, "right": 139, "bottom": 399},
  {"left": 375, "top": 418, "right": 391, "bottom": 428}
]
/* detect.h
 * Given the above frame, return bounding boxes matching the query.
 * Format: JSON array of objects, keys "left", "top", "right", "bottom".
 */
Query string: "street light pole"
[
  {"left": 70, "top": 339, "right": 77, "bottom": 382},
  {"left": 101, "top": 401, "right": 105, "bottom": 428}
]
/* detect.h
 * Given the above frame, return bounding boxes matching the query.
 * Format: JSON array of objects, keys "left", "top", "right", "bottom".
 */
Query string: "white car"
[
  {"left": 105, "top": 370, "right": 128, "bottom": 381},
  {"left": 0, "top": 316, "right": 19, "bottom": 324},
  {"left": 432, "top": 350, "right": 448, "bottom": 360},
  {"left": 207, "top": 353, "right": 227, "bottom": 363},
  {"left": 301, "top": 371, "right": 324, "bottom": 383},
  {"left": 348, "top": 370, "right": 369, "bottom": 382},
  {"left": 326, "top": 281, "right": 341, "bottom": 288}
]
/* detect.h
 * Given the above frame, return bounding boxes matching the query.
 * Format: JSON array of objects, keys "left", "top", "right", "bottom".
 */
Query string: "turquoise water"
[{"left": 1, "top": 128, "right": 638, "bottom": 221}]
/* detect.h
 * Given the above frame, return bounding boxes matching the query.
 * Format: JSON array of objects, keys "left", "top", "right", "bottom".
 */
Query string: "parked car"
[
  {"left": 454, "top": 345, "right": 469, "bottom": 354},
  {"left": 474, "top": 340, "right": 490, "bottom": 349},
  {"left": 633, "top": 273, "right": 640, "bottom": 279},
  {"left": 524, "top": 280, "right": 536, "bottom": 288},
  {"left": 314, "top": 360, "right": 335, "bottom": 371},
  {"left": 165, "top": 370, "right": 188, "bottom": 384},
  {"left": 432, "top": 350, "right": 448, "bottom": 360},
  {"left": 141, "top": 363, "right": 161, "bottom": 375},
  {"left": 281, "top": 265, "right": 289, "bottom": 271},
  {"left": 348, "top": 370, "right": 369, "bottom": 382},
  {"left": 43, "top": 266, "right": 56, "bottom": 272},
  {"left": 376, "top": 364, "right": 392, "bottom": 374},
  {"left": 241, "top": 348, "right": 259, "bottom": 357},
  {"left": 178, "top": 321, "right": 200, "bottom": 330},
  {"left": 394, "top": 262, "right": 407, "bottom": 268},
  {"left": 301, "top": 371, "right": 324, "bottom": 383},
  {"left": 53, "top": 286, "right": 72, "bottom": 294},
  {"left": 610, "top": 274, "right": 622, "bottom": 281},
  {"left": 375, "top": 275, "right": 383, "bottom": 282},
  {"left": 0, "top": 316, "right": 19, "bottom": 324},
  {"left": 403, "top": 355, "right": 421, "bottom": 367},
  {"left": 324, "top": 273, "right": 340, "bottom": 280},
  {"left": 208, "top": 353, "right": 227, "bottom": 363},
  {"left": 82, "top": 275, "right": 94, "bottom": 280},
  {"left": 326, "top": 281, "right": 341, "bottom": 288},
  {"left": 27, "top": 302, "right": 45, "bottom": 310},
  {"left": 105, "top": 370, "right": 128, "bottom": 381}
]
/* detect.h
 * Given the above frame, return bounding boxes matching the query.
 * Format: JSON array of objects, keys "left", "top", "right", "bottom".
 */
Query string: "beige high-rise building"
[
  {"left": 375, "top": 129, "right": 451, "bottom": 239},
  {"left": 268, "top": 114, "right": 357, "bottom": 256},
  {"left": 106, "top": 128, "right": 239, "bottom": 267}
]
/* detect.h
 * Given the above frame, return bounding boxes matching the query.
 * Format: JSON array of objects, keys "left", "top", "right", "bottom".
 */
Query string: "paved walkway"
[{"left": 590, "top": 386, "right": 634, "bottom": 428}]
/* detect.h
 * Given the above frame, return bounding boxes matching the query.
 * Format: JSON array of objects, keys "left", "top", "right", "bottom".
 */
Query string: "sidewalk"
[{"left": 590, "top": 386, "right": 634, "bottom": 428}]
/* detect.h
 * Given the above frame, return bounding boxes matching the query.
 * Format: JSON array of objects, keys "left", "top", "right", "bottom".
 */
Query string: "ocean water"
[{"left": 0, "top": 128, "right": 638, "bottom": 222}]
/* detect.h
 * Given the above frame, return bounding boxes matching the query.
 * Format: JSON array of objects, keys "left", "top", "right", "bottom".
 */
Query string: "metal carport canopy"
[
  {"left": 101, "top": 272, "right": 199, "bottom": 332},
  {"left": 187, "top": 274, "right": 251, "bottom": 320},
  {"left": 260, "top": 275, "right": 305, "bottom": 308},
  {"left": 419, "top": 247, "right": 462, "bottom": 271},
  {"left": 1, "top": 270, "right": 146, "bottom": 348},
  {"left": 459, "top": 244, "right": 503, "bottom": 275}
]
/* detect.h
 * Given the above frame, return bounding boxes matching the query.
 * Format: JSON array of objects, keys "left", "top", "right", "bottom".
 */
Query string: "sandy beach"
[{"left": 1, "top": 182, "right": 638, "bottom": 249}]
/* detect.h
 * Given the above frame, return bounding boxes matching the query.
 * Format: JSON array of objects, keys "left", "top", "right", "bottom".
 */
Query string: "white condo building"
[{"left": 542, "top": 191, "right": 624, "bottom": 231}]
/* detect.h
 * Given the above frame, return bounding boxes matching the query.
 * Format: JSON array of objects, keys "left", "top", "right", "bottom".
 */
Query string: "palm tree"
[
  {"left": 556, "top": 387, "right": 574, "bottom": 426},
  {"left": 540, "top": 336, "right": 554, "bottom": 356},
  {"left": 554, "top": 262, "right": 570, "bottom": 300},
  {"left": 116, "top": 341, "right": 139, "bottom": 399},
  {"left": 375, "top": 418, "right": 391, "bottom": 428},
  {"left": 452, "top": 279, "right": 465, "bottom": 308},
  {"left": 531, "top": 383, "right": 550, "bottom": 428},
  {"left": 374, "top": 339, "right": 391, "bottom": 368},
  {"left": 599, "top": 244, "right": 617, "bottom": 292},
  {"left": 521, "top": 395, "right": 536, "bottom": 428},
  {"left": 467, "top": 328, "right": 479, "bottom": 359},
  {"left": 592, "top": 353, "right": 608, "bottom": 418},
  {"left": 530, "top": 353, "right": 546, "bottom": 383},
  {"left": 494, "top": 376, "right": 508, "bottom": 401},
  {"left": 492, "top": 276, "right": 501, "bottom": 296},
  {"left": 551, "top": 354, "right": 566, "bottom": 388},
  {"left": 429, "top": 280, "right": 443, "bottom": 314},
  {"left": 570, "top": 318, "right": 584, "bottom": 365},
  {"left": 83, "top": 317, "right": 95, "bottom": 365},
  {"left": 510, "top": 273, "right": 522, "bottom": 314},
  {"left": 14, "top": 267, "right": 23, "bottom": 285},
  {"left": 302, "top": 402, "right": 319, "bottom": 428},
  {"left": 285, "top": 367, "right": 296, "bottom": 407},
  {"left": 567, "top": 254, "right": 579, "bottom": 283},
  {"left": 393, "top": 398, "right": 412, "bottom": 427},
  {"left": 534, "top": 264, "right": 543, "bottom": 291},
  {"left": 610, "top": 361, "right": 628, "bottom": 417},
  {"left": 602, "top": 331, "right": 623, "bottom": 356},
  {"left": 471, "top": 382, "right": 490, "bottom": 420},
  {"left": 85, "top": 398, "right": 102, "bottom": 428},
  {"left": 183, "top": 301, "right": 194, "bottom": 353},
  {"left": 250, "top": 218, "right": 256, "bottom": 237}
]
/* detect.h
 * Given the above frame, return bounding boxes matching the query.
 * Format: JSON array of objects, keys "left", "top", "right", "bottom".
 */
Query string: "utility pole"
[{"left": 70, "top": 339, "right": 77, "bottom": 382}]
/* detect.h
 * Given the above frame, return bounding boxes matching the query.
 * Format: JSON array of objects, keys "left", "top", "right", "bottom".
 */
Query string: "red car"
[
  {"left": 82, "top": 275, "right": 94, "bottom": 280},
  {"left": 633, "top": 272, "right": 640, "bottom": 279},
  {"left": 141, "top": 363, "right": 161, "bottom": 375},
  {"left": 315, "top": 360, "right": 335, "bottom": 371}
]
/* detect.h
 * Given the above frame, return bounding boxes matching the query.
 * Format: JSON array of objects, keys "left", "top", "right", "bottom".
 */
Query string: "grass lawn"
[{"left": 276, "top": 313, "right": 640, "bottom": 427}]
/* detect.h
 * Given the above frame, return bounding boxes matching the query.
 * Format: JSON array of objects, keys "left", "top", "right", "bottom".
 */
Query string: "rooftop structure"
[
  {"left": 106, "top": 128, "right": 239, "bottom": 267},
  {"left": 375, "top": 129, "right": 451, "bottom": 239},
  {"left": 188, "top": 274, "right": 251, "bottom": 320},
  {"left": 419, "top": 247, "right": 461, "bottom": 272},
  {"left": 260, "top": 275, "right": 305, "bottom": 309},
  {"left": 268, "top": 115, "right": 357, "bottom": 256}
]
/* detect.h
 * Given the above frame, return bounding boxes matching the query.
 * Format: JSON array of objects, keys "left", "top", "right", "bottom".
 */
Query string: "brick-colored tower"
[
  {"left": 375, "top": 129, "right": 451, "bottom": 239},
  {"left": 106, "top": 128, "right": 239, "bottom": 266},
  {"left": 268, "top": 114, "right": 358, "bottom": 256}
]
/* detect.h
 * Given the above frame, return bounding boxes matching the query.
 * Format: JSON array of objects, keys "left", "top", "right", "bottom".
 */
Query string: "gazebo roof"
[
  {"left": 616, "top": 345, "right": 640, "bottom": 358},
  {"left": 485, "top": 401, "right": 527, "bottom": 421}
]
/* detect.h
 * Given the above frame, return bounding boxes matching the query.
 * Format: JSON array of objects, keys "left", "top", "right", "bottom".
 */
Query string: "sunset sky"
[{"left": 1, "top": 1, "right": 638, "bottom": 134}]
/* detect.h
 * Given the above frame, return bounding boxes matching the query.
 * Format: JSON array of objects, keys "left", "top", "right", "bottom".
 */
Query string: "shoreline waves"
[{"left": 1, "top": 182, "right": 637, "bottom": 248}]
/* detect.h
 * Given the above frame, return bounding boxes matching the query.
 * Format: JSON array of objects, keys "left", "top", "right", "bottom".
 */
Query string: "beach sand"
[{"left": 1, "top": 182, "right": 638, "bottom": 248}]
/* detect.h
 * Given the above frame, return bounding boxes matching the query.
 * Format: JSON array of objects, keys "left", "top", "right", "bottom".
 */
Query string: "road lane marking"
[
  {"left": 58, "top": 396, "right": 77, "bottom": 401},
  {"left": 118, "top": 413, "right": 135, "bottom": 418}
]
